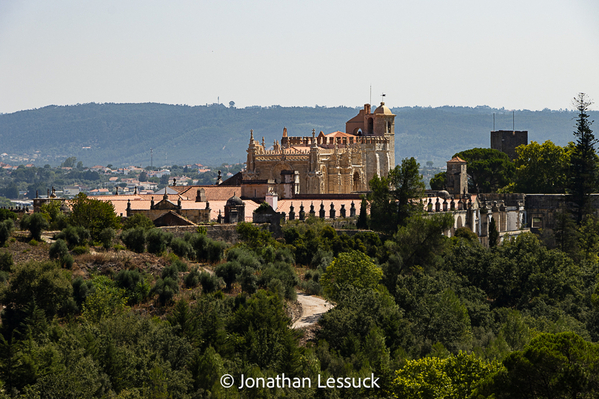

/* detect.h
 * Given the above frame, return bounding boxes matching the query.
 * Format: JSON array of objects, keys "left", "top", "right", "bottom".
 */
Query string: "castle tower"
[
  {"left": 372, "top": 102, "right": 395, "bottom": 137},
  {"left": 446, "top": 156, "right": 468, "bottom": 196},
  {"left": 491, "top": 130, "right": 528, "bottom": 160},
  {"left": 372, "top": 102, "right": 395, "bottom": 174}
]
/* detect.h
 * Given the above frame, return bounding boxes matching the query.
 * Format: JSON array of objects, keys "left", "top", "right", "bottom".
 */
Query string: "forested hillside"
[
  {"left": 0, "top": 103, "right": 595, "bottom": 167},
  {"left": 3, "top": 204, "right": 599, "bottom": 397}
]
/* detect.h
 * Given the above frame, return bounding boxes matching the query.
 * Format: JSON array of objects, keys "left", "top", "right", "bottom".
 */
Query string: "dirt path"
[{"left": 292, "top": 293, "right": 334, "bottom": 329}]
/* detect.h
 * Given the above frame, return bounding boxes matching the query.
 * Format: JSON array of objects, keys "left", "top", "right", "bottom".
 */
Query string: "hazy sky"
[{"left": 1, "top": 0, "right": 598, "bottom": 114}]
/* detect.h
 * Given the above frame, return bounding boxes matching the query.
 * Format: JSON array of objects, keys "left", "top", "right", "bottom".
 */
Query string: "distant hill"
[{"left": 0, "top": 102, "right": 595, "bottom": 167}]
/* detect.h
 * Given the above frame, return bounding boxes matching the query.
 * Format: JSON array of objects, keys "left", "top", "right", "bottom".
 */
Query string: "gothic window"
[{"left": 353, "top": 171, "right": 360, "bottom": 192}]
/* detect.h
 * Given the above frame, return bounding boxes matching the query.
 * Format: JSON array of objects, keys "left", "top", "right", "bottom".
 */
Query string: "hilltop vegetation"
[
  {"left": 2, "top": 214, "right": 599, "bottom": 397},
  {"left": 0, "top": 102, "right": 594, "bottom": 167},
  {"left": 2, "top": 187, "right": 599, "bottom": 396}
]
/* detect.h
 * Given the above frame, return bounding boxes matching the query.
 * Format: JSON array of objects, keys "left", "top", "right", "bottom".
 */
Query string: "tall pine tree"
[
  {"left": 568, "top": 93, "right": 598, "bottom": 224},
  {"left": 368, "top": 157, "right": 425, "bottom": 233}
]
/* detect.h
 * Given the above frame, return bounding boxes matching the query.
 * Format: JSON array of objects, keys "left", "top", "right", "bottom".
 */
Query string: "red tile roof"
[
  {"left": 325, "top": 131, "right": 354, "bottom": 138},
  {"left": 447, "top": 156, "right": 467, "bottom": 163}
]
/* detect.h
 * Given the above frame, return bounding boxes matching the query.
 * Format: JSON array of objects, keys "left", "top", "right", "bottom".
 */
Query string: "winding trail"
[{"left": 292, "top": 293, "right": 334, "bottom": 329}]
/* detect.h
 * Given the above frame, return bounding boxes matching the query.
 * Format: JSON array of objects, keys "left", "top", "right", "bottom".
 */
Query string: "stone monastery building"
[{"left": 242, "top": 102, "right": 395, "bottom": 199}]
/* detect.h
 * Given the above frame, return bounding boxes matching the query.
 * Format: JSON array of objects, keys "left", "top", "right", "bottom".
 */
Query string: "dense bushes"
[
  {"left": 56, "top": 225, "right": 91, "bottom": 248},
  {"left": 213, "top": 245, "right": 298, "bottom": 300},
  {"left": 0, "top": 208, "right": 17, "bottom": 222},
  {"left": 49, "top": 238, "right": 69, "bottom": 259},
  {"left": 48, "top": 239, "right": 74, "bottom": 268},
  {"left": 170, "top": 237, "right": 194, "bottom": 258},
  {"left": 20, "top": 212, "right": 49, "bottom": 240},
  {"left": 282, "top": 219, "right": 381, "bottom": 266},
  {"left": 198, "top": 271, "right": 221, "bottom": 293},
  {"left": 146, "top": 228, "right": 173, "bottom": 254},
  {"left": 98, "top": 227, "right": 116, "bottom": 249},
  {"left": 114, "top": 269, "right": 151, "bottom": 305},
  {"left": 122, "top": 213, "right": 154, "bottom": 230},
  {"left": 186, "top": 233, "right": 225, "bottom": 263},
  {"left": 120, "top": 227, "right": 146, "bottom": 253},
  {"left": 151, "top": 277, "right": 179, "bottom": 305},
  {"left": 0, "top": 219, "right": 14, "bottom": 246}
]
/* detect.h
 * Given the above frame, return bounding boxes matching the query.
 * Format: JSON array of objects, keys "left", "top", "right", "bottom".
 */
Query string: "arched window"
[{"left": 353, "top": 171, "right": 360, "bottom": 192}]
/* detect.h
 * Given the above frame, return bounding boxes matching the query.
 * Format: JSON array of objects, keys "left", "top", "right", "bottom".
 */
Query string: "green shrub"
[
  {"left": 267, "top": 278, "right": 285, "bottom": 299},
  {"left": 304, "top": 269, "right": 321, "bottom": 282},
  {"left": 206, "top": 240, "right": 226, "bottom": 264},
  {"left": 188, "top": 233, "right": 209, "bottom": 261},
  {"left": 29, "top": 239, "right": 39, "bottom": 246},
  {"left": 146, "top": 228, "right": 172, "bottom": 254},
  {"left": 98, "top": 227, "right": 116, "bottom": 249},
  {"left": 171, "top": 258, "right": 188, "bottom": 272},
  {"left": 226, "top": 247, "right": 261, "bottom": 269},
  {"left": 72, "top": 245, "right": 89, "bottom": 255},
  {"left": 120, "top": 227, "right": 146, "bottom": 253},
  {"left": 161, "top": 264, "right": 180, "bottom": 281},
  {"left": 62, "top": 254, "right": 74, "bottom": 269},
  {"left": 184, "top": 267, "right": 201, "bottom": 288},
  {"left": 187, "top": 234, "right": 226, "bottom": 263},
  {"left": 259, "top": 262, "right": 299, "bottom": 301},
  {"left": 238, "top": 267, "right": 258, "bottom": 294},
  {"left": 299, "top": 279, "right": 322, "bottom": 295},
  {"left": 123, "top": 213, "right": 155, "bottom": 230},
  {"left": 0, "top": 271, "right": 9, "bottom": 283},
  {"left": 236, "top": 221, "right": 276, "bottom": 249},
  {"left": 0, "top": 251, "right": 13, "bottom": 272},
  {"left": 0, "top": 209, "right": 17, "bottom": 222},
  {"left": 56, "top": 226, "right": 91, "bottom": 248},
  {"left": 72, "top": 276, "right": 95, "bottom": 311},
  {"left": 321, "top": 250, "right": 382, "bottom": 302},
  {"left": 311, "top": 248, "right": 334, "bottom": 270},
  {"left": 20, "top": 212, "right": 50, "bottom": 241},
  {"left": 169, "top": 237, "right": 194, "bottom": 259},
  {"left": 0, "top": 219, "right": 14, "bottom": 246},
  {"left": 39, "top": 201, "right": 67, "bottom": 230},
  {"left": 198, "top": 271, "right": 220, "bottom": 293},
  {"left": 215, "top": 261, "right": 242, "bottom": 290},
  {"left": 49, "top": 239, "right": 69, "bottom": 260},
  {"left": 82, "top": 276, "right": 128, "bottom": 322},
  {"left": 114, "top": 269, "right": 150, "bottom": 305},
  {"left": 2, "top": 260, "right": 73, "bottom": 329},
  {"left": 151, "top": 277, "right": 179, "bottom": 305}
]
